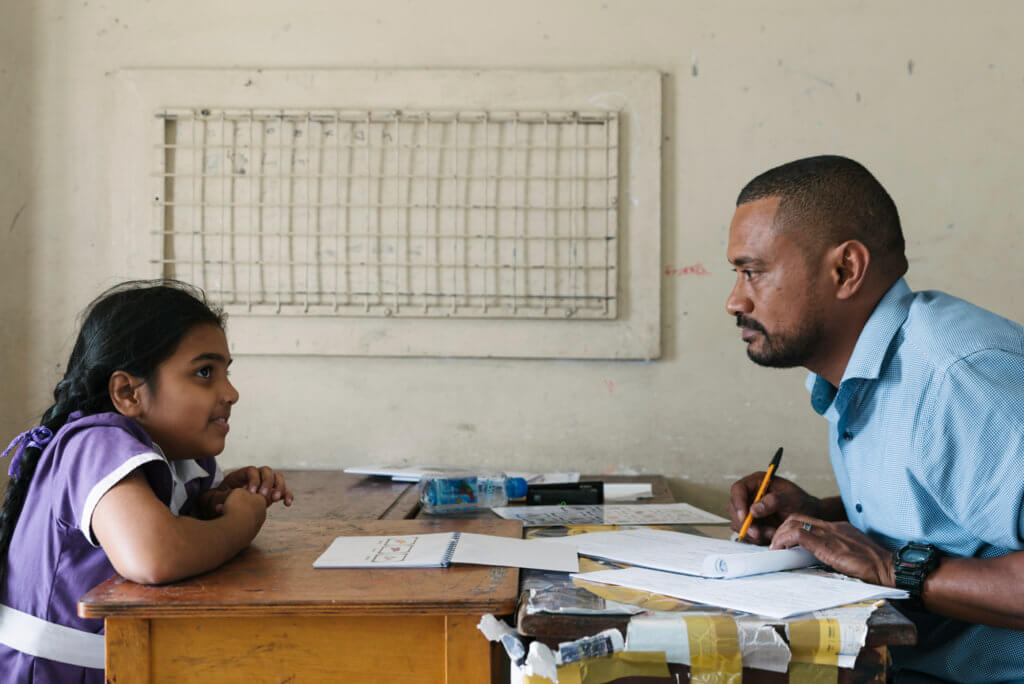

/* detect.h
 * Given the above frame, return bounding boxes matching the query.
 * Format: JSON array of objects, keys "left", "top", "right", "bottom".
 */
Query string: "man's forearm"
[{"left": 921, "top": 552, "right": 1024, "bottom": 630}]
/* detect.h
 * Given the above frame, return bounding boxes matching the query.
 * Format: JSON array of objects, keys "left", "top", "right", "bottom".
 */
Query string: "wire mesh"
[{"left": 153, "top": 108, "right": 619, "bottom": 318}]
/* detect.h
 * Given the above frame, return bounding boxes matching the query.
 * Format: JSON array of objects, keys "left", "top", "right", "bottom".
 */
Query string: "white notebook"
[{"left": 313, "top": 531, "right": 579, "bottom": 573}]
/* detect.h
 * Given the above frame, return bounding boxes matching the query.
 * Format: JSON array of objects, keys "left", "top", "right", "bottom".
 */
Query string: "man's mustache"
[{"left": 735, "top": 314, "right": 766, "bottom": 334}]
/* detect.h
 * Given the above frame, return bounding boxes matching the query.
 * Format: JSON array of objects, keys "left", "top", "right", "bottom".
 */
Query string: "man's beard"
[{"left": 736, "top": 314, "right": 825, "bottom": 368}]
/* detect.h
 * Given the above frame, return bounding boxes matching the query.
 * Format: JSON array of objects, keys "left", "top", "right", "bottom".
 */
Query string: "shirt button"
[
  {"left": 842, "top": 431, "right": 853, "bottom": 440},
  {"left": 855, "top": 503, "right": 863, "bottom": 513}
]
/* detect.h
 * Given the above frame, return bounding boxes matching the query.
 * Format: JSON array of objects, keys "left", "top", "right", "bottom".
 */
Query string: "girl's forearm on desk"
[
  {"left": 149, "top": 500, "right": 265, "bottom": 583},
  {"left": 93, "top": 471, "right": 266, "bottom": 585}
]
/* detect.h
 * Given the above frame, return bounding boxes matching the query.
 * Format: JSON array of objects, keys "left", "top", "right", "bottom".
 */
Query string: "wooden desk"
[
  {"left": 265, "top": 470, "right": 420, "bottom": 521},
  {"left": 80, "top": 473, "right": 520, "bottom": 683},
  {"left": 79, "top": 470, "right": 916, "bottom": 683}
]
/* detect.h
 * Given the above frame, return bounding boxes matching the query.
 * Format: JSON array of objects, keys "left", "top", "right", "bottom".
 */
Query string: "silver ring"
[{"left": 801, "top": 522, "right": 814, "bottom": 532}]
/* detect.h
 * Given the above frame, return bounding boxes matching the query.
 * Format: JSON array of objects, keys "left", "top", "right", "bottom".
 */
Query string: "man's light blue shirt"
[{"left": 806, "top": 278, "right": 1024, "bottom": 683}]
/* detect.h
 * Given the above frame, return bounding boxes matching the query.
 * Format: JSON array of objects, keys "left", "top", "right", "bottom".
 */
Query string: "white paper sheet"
[
  {"left": 542, "top": 528, "right": 814, "bottom": 578},
  {"left": 343, "top": 464, "right": 460, "bottom": 481},
  {"left": 490, "top": 503, "right": 728, "bottom": 526},
  {"left": 506, "top": 471, "right": 582, "bottom": 484},
  {"left": 603, "top": 483, "right": 654, "bottom": 501},
  {"left": 452, "top": 533, "right": 579, "bottom": 572},
  {"left": 344, "top": 465, "right": 581, "bottom": 484},
  {"left": 574, "top": 567, "right": 907, "bottom": 619}
]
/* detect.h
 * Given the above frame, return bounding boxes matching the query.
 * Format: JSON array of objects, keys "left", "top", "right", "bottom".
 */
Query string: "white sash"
[{"left": 0, "top": 603, "right": 104, "bottom": 669}]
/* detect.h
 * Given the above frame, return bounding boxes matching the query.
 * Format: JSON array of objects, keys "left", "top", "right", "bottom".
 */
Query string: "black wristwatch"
[{"left": 893, "top": 542, "right": 940, "bottom": 608}]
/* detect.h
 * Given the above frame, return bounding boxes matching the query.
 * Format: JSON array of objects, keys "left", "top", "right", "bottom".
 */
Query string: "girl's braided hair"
[{"left": 0, "top": 280, "right": 224, "bottom": 584}]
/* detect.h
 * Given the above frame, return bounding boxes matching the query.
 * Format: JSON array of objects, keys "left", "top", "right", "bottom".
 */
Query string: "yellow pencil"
[{"left": 738, "top": 447, "right": 783, "bottom": 541}]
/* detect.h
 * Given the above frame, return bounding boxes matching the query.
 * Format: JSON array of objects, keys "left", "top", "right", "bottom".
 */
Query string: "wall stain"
[
  {"left": 665, "top": 263, "right": 710, "bottom": 276},
  {"left": 907, "top": 59, "right": 915, "bottom": 75},
  {"left": 8, "top": 201, "right": 28, "bottom": 234},
  {"left": 788, "top": 69, "right": 834, "bottom": 88}
]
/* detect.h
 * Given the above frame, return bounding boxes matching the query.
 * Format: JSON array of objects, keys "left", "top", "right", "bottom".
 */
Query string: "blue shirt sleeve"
[{"left": 917, "top": 349, "right": 1024, "bottom": 550}]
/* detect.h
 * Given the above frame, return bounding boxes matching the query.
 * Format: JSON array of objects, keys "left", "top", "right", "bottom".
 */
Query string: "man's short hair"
[{"left": 737, "top": 155, "right": 907, "bottom": 273}]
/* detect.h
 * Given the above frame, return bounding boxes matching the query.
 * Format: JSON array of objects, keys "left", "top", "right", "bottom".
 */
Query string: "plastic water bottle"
[{"left": 419, "top": 474, "right": 529, "bottom": 513}]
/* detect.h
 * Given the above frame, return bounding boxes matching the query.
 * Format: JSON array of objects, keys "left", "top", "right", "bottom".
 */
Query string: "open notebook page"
[
  {"left": 314, "top": 532, "right": 578, "bottom": 572},
  {"left": 451, "top": 533, "right": 578, "bottom": 572}
]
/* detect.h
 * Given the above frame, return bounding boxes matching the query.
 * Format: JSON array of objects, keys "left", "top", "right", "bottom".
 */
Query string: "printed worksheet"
[{"left": 490, "top": 503, "right": 728, "bottom": 527}]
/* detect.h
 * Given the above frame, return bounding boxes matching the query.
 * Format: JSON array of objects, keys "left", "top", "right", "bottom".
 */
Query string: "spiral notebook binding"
[{"left": 440, "top": 532, "right": 461, "bottom": 567}]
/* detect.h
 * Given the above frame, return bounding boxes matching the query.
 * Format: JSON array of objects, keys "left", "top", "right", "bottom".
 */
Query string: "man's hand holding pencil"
[{"left": 728, "top": 448, "right": 829, "bottom": 544}]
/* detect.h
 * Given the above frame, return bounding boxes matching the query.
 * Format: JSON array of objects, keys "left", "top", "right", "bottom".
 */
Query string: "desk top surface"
[
  {"left": 78, "top": 469, "right": 915, "bottom": 649},
  {"left": 79, "top": 517, "right": 521, "bottom": 619},
  {"left": 266, "top": 470, "right": 419, "bottom": 520}
]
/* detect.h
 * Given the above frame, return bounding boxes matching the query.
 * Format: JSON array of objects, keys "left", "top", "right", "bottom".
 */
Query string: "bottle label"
[{"left": 451, "top": 478, "right": 478, "bottom": 504}]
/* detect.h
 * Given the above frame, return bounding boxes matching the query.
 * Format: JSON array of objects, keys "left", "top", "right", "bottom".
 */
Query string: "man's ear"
[
  {"left": 827, "top": 240, "right": 871, "bottom": 300},
  {"left": 109, "top": 371, "right": 146, "bottom": 417}
]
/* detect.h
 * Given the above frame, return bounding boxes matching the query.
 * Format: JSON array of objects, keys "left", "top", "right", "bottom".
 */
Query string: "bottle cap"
[{"left": 506, "top": 477, "right": 528, "bottom": 499}]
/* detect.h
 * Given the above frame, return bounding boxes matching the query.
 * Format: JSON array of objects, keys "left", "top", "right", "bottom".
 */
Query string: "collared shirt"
[
  {"left": 0, "top": 411, "right": 222, "bottom": 682},
  {"left": 806, "top": 278, "right": 1024, "bottom": 683}
]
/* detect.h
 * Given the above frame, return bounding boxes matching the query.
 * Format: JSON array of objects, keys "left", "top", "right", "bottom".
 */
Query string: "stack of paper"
[
  {"left": 551, "top": 528, "right": 907, "bottom": 617},
  {"left": 544, "top": 528, "right": 816, "bottom": 578},
  {"left": 573, "top": 566, "right": 906, "bottom": 619}
]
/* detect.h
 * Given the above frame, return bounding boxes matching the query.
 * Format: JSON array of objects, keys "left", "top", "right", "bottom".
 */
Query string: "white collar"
[
  {"left": 171, "top": 457, "right": 211, "bottom": 484},
  {"left": 150, "top": 442, "right": 211, "bottom": 483},
  {"left": 152, "top": 443, "right": 211, "bottom": 516}
]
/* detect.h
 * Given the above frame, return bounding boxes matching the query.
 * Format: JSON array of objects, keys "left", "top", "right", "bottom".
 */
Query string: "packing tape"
[
  {"left": 787, "top": 662, "right": 839, "bottom": 684},
  {"left": 684, "top": 615, "right": 742, "bottom": 684},
  {"left": 556, "top": 651, "right": 670, "bottom": 684},
  {"left": 788, "top": 618, "right": 840, "bottom": 684},
  {"left": 523, "top": 675, "right": 557, "bottom": 684},
  {"left": 789, "top": 618, "right": 841, "bottom": 665}
]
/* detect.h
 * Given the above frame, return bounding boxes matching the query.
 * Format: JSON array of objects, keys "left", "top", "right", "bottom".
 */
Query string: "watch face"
[{"left": 902, "top": 548, "right": 931, "bottom": 563}]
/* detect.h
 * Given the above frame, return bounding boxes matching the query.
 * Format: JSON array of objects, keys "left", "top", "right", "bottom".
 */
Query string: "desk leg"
[
  {"left": 105, "top": 617, "right": 151, "bottom": 684},
  {"left": 445, "top": 615, "right": 490, "bottom": 683}
]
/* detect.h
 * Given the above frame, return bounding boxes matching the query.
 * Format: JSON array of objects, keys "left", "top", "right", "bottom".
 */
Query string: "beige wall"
[{"left": 2, "top": 1, "right": 1022, "bottom": 511}]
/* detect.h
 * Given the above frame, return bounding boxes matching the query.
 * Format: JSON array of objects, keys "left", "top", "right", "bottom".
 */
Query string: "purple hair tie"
[{"left": 3, "top": 426, "right": 54, "bottom": 479}]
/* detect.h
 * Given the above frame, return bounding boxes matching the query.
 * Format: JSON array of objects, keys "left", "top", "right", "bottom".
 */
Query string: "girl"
[{"left": 0, "top": 280, "right": 294, "bottom": 682}]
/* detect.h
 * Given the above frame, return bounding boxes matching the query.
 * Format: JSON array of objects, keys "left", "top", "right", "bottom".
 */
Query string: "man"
[{"left": 725, "top": 155, "right": 1024, "bottom": 682}]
